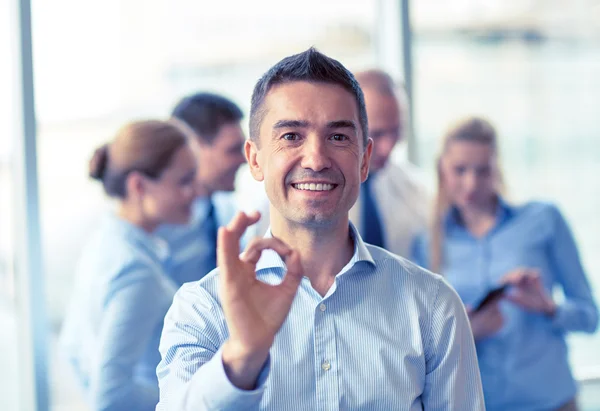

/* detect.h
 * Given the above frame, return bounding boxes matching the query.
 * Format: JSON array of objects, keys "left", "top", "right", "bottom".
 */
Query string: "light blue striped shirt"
[
  {"left": 157, "top": 192, "right": 239, "bottom": 286},
  {"left": 156, "top": 225, "right": 485, "bottom": 410},
  {"left": 60, "top": 214, "right": 178, "bottom": 411},
  {"left": 412, "top": 199, "right": 599, "bottom": 411}
]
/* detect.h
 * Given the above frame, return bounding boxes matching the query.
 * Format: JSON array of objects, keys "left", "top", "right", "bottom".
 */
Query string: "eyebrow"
[
  {"left": 326, "top": 120, "right": 357, "bottom": 131},
  {"left": 272, "top": 119, "right": 357, "bottom": 131},
  {"left": 273, "top": 120, "right": 309, "bottom": 129}
]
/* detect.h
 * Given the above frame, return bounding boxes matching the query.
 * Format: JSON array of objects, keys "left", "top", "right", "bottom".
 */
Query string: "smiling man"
[{"left": 156, "top": 48, "right": 484, "bottom": 411}]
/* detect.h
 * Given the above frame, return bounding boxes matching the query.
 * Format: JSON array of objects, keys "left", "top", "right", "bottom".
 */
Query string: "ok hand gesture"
[{"left": 219, "top": 212, "right": 304, "bottom": 390}]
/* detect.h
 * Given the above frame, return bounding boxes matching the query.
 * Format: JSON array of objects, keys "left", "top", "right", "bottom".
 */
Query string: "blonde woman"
[
  {"left": 60, "top": 120, "right": 197, "bottom": 411},
  {"left": 412, "top": 117, "right": 598, "bottom": 411}
]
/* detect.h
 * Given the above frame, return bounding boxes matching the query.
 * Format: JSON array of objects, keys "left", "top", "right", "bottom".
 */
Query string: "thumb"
[{"left": 278, "top": 250, "right": 303, "bottom": 295}]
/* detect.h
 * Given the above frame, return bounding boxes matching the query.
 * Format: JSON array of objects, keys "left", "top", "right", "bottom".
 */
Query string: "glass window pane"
[{"left": 1, "top": 0, "right": 21, "bottom": 409}]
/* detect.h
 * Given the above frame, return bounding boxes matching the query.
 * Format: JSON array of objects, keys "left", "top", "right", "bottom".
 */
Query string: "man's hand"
[
  {"left": 501, "top": 267, "right": 557, "bottom": 317},
  {"left": 467, "top": 301, "right": 504, "bottom": 341},
  {"left": 219, "top": 212, "right": 304, "bottom": 390}
]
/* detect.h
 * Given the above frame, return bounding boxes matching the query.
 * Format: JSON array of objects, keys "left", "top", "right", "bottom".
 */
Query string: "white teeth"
[{"left": 293, "top": 183, "right": 335, "bottom": 191}]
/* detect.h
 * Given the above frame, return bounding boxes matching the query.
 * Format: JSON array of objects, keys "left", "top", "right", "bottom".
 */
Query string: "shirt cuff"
[
  {"left": 551, "top": 302, "right": 574, "bottom": 333},
  {"left": 187, "top": 346, "right": 271, "bottom": 410}
]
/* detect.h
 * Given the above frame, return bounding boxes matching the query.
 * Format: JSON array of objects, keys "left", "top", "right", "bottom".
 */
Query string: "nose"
[
  {"left": 463, "top": 170, "right": 478, "bottom": 192},
  {"left": 376, "top": 135, "right": 397, "bottom": 158},
  {"left": 300, "top": 136, "right": 331, "bottom": 172},
  {"left": 185, "top": 185, "right": 195, "bottom": 201}
]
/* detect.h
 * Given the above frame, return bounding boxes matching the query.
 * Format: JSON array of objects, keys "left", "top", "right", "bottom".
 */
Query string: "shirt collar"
[
  {"left": 255, "top": 222, "right": 375, "bottom": 273},
  {"left": 444, "top": 195, "right": 514, "bottom": 232},
  {"left": 191, "top": 197, "right": 212, "bottom": 222}
]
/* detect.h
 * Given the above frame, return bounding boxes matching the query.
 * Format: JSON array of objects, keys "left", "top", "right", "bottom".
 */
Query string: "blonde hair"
[
  {"left": 89, "top": 119, "right": 192, "bottom": 198},
  {"left": 430, "top": 116, "right": 505, "bottom": 273}
]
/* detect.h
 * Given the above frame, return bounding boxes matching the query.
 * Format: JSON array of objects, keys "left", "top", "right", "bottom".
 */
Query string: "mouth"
[{"left": 291, "top": 182, "right": 337, "bottom": 192}]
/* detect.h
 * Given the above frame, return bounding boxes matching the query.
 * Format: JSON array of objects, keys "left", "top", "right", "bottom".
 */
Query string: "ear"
[
  {"left": 245, "top": 139, "right": 264, "bottom": 182},
  {"left": 125, "top": 171, "right": 146, "bottom": 199},
  {"left": 360, "top": 138, "right": 374, "bottom": 183}
]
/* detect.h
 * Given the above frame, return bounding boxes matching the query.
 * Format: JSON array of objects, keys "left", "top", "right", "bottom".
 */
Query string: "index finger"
[
  {"left": 226, "top": 211, "right": 261, "bottom": 240},
  {"left": 500, "top": 267, "right": 528, "bottom": 285},
  {"left": 217, "top": 211, "right": 261, "bottom": 271}
]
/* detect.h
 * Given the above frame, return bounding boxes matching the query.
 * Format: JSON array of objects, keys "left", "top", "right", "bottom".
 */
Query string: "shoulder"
[
  {"left": 387, "top": 161, "right": 431, "bottom": 188},
  {"left": 376, "top": 162, "right": 432, "bottom": 204},
  {"left": 79, "top": 220, "right": 167, "bottom": 286},
  {"left": 80, "top": 222, "right": 142, "bottom": 266},
  {"left": 367, "top": 245, "right": 446, "bottom": 295},
  {"left": 508, "top": 200, "right": 565, "bottom": 230},
  {"left": 514, "top": 200, "right": 559, "bottom": 217},
  {"left": 173, "top": 268, "right": 222, "bottom": 307},
  {"left": 367, "top": 245, "right": 463, "bottom": 324}
]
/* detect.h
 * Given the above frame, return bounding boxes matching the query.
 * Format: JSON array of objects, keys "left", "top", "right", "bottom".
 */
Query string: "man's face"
[
  {"left": 193, "top": 123, "right": 246, "bottom": 193},
  {"left": 362, "top": 88, "right": 404, "bottom": 172},
  {"left": 246, "top": 81, "right": 372, "bottom": 228}
]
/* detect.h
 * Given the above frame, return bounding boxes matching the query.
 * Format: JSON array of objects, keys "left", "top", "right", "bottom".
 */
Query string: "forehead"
[
  {"left": 260, "top": 81, "right": 360, "bottom": 131},
  {"left": 445, "top": 140, "right": 494, "bottom": 163}
]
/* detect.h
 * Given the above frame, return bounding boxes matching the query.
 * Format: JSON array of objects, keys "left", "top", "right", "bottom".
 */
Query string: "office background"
[{"left": 2, "top": 0, "right": 600, "bottom": 409}]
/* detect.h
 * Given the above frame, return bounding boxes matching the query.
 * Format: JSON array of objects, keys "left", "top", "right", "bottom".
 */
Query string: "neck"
[
  {"left": 195, "top": 180, "right": 213, "bottom": 198},
  {"left": 270, "top": 211, "right": 354, "bottom": 297},
  {"left": 117, "top": 202, "right": 157, "bottom": 233},
  {"left": 456, "top": 196, "right": 498, "bottom": 237}
]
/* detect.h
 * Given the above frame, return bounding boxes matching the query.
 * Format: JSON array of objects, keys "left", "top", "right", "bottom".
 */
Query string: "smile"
[{"left": 292, "top": 183, "right": 336, "bottom": 191}]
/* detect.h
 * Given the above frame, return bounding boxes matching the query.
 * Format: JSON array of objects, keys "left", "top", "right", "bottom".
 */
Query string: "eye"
[
  {"left": 454, "top": 166, "right": 466, "bottom": 175},
  {"left": 282, "top": 133, "right": 299, "bottom": 141},
  {"left": 179, "top": 170, "right": 196, "bottom": 186},
  {"left": 476, "top": 167, "right": 491, "bottom": 178},
  {"left": 330, "top": 134, "right": 348, "bottom": 142}
]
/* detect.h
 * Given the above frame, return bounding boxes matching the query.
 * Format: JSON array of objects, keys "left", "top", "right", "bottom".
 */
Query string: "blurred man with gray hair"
[{"left": 350, "top": 69, "right": 429, "bottom": 257}]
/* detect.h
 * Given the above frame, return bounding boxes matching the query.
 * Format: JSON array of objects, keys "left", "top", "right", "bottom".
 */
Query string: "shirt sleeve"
[
  {"left": 422, "top": 278, "right": 485, "bottom": 411},
  {"left": 547, "top": 205, "right": 599, "bottom": 333},
  {"left": 156, "top": 283, "right": 270, "bottom": 411},
  {"left": 91, "top": 263, "right": 173, "bottom": 411}
]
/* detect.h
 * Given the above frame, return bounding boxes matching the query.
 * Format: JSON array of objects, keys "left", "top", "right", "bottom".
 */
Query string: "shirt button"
[
  {"left": 321, "top": 360, "right": 331, "bottom": 371},
  {"left": 319, "top": 303, "right": 326, "bottom": 312}
]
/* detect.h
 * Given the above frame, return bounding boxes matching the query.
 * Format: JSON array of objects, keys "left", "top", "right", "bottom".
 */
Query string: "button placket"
[{"left": 313, "top": 299, "right": 339, "bottom": 410}]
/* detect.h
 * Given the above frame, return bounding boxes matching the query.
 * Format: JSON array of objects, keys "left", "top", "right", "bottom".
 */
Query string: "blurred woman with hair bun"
[{"left": 60, "top": 119, "right": 197, "bottom": 411}]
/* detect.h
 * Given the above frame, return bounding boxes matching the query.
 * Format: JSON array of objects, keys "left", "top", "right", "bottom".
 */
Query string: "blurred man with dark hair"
[
  {"left": 158, "top": 92, "right": 246, "bottom": 285},
  {"left": 156, "top": 48, "right": 483, "bottom": 411}
]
